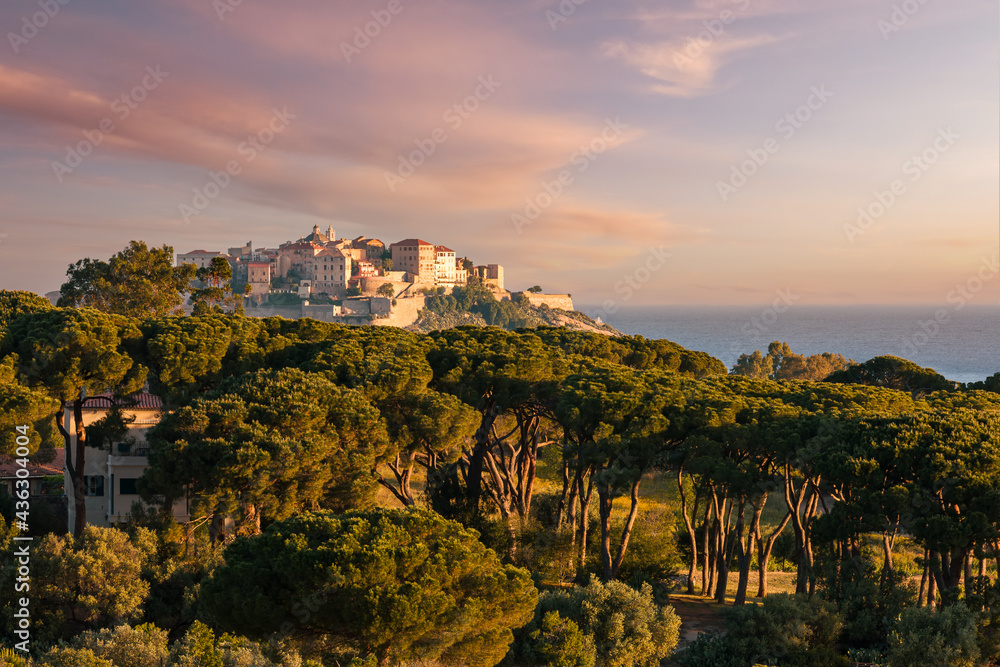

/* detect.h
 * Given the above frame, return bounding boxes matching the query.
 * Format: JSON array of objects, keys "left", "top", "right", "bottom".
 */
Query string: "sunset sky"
[{"left": 0, "top": 0, "right": 996, "bottom": 306}]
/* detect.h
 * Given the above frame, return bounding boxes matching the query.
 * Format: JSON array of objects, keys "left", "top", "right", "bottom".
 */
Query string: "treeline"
[{"left": 2, "top": 288, "right": 1000, "bottom": 665}]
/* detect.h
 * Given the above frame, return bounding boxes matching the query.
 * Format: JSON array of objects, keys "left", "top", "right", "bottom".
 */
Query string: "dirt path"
[{"left": 668, "top": 594, "right": 727, "bottom": 649}]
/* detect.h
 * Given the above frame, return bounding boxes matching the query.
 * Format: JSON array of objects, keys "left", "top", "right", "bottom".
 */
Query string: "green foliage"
[
  {"left": 887, "top": 602, "right": 981, "bottom": 667},
  {"left": 57, "top": 241, "right": 196, "bottom": 317},
  {"left": 423, "top": 283, "right": 537, "bottom": 329},
  {"left": 34, "top": 646, "right": 113, "bottom": 667},
  {"left": 825, "top": 355, "right": 954, "bottom": 396},
  {"left": 0, "top": 290, "right": 52, "bottom": 330},
  {"left": 534, "top": 577, "right": 680, "bottom": 667},
  {"left": 612, "top": 505, "right": 682, "bottom": 588},
  {"left": 27, "top": 526, "right": 152, "bottom": 641},
  {"left": 376, "top": 283, "right": 395, "bottom": 298},
  {"left": 731, "top": 342, "right": 850, "bottom": 381},
  {"left": 679, "top": 594, "right": 848, "bottom": 667},
  {"left": 85, "top": 404, "right": 137, "bottom": 452},
  {"left": 966, "top": 371, "right": 1000, "bottom": 393},
  {"left": 170, "top": 621, "right": 223, "bottom": 667},
  {"left": 143, "top": 368, "right": 391, "bottom": 533},
  {"left": 528, "top": 285, "right": 543, "bottom": 293},
  {"left": 0, "top": 357, "right": 59, "bottom": 457},
  {"left": 815, "top": 552, "right": 917, "bottom": 649},
  {"left": 523, "top": 611, "right": 596, "bottom": 667},
  {"left": 0, "top": 646, "right": 30, "bottom": 666},
  {"left": 3, "top": 308, "right": 146, "bottom": 403},
  {"left": 676, "top": 633, "right": 751, "bottom": 667},
  {"left": 70, "top": 623, "right": 169, "bottom": 667},
  {"left": 201, "top": 508, "right": 538, "bottom": 667},
  {"left": 191, "top": 257, "right": 243, "bottom": 314},
  {"left": 531, "top": 328, "right": 726, "bottom": 377}
]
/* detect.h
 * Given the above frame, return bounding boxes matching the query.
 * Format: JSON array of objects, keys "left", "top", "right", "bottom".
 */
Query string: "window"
[
  {"left": 84, "top": 475, "right": 104, "bottom": 496},
  {"left": 119, "top": 478, "right": 139, "bottom": 495}
]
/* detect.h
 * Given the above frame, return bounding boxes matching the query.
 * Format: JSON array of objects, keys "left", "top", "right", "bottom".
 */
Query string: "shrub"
[
  {"left": 725, "top": 594, "right": 847, "bottom": 667},
  {"left": 34, "top": 647, "right": 113, "bottom": 667},
  {"left": 886, "top": 602, "right": 980, "bottom": 667},
  {"left": 533, "top": 576, "right": 681, "bottom": 667},
  {"left": 816, "top": 557, "right": 916, "bottom": 650},
  {"left": 29, "top": 526, "right": 152, "bottom": 641},
  {"left": 525, "top": 611, "right": 596, "bottom": 667},
  {"left": 72, "top": 623, "right": 169, "bottom": 667},
  {"left": 677, "top": 594, "right": 849, "bottom": 667}
]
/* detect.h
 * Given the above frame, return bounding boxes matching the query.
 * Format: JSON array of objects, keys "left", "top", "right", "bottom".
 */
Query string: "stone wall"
[
  {"left": 246, "top": 296, "right": 421, "bottom": 327},
  {"left": 513, "top": 292, "right": 575, "bottom": 311},
  {"left": 374, "top": 295, "right": 426, "bottom": 328}
]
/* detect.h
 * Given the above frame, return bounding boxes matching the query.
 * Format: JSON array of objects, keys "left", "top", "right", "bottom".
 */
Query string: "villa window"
[{"left": 84, "top": 475, "right": 104, "bottom": 496}]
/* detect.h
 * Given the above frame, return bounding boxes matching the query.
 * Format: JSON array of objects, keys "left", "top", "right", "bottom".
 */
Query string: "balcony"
[{"left": 115, "top": 442, "right": 151, "bottom": 457}]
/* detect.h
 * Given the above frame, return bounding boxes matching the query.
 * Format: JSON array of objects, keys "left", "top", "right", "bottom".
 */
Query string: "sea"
[{"left": 576, "top": 305, "right": 1000, "bottom": 385}]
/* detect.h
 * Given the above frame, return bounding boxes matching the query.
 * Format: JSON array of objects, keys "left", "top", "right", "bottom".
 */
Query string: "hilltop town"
[{"left": 178, "top": 225, "right": 614, "bottom": 332}]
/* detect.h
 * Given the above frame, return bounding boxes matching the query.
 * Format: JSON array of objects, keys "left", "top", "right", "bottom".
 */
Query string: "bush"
[
  {"left": 678, "top": 594, "right": 848, "bottom": 667},
  {"left": 35, "top": 647, "right": 113, "bottom": 667},
  {"left": 529, "top": 576, "right": 681, "bottom": 667},
  {"left": 71, "top": 623, "right": 169, "bottom": 667},
  {"left": 887, "top": 602, "right": 980, "bottom": 667},
  {"left": 524, "top": 611, "right": 596, "bottom": 667},
  {"left": 27, "top": 526, "right": 152, "bottom": 641},
  {"left": 675, "top": 632, "right": 750, "bottom": 667},
  {"left": 613, "top": 505, "right": 681, "bottom": 591},
  {"left": 816, "top": 557, "right": 916, "bottom": 650}
]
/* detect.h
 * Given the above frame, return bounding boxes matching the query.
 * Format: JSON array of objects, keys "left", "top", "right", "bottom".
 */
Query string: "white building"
[
  {"left": 177, "top": 250, "right": 230, "bottom": 270},
  {"left": 434, "top": 245, "right": 457, "bottom": 284},
  {"left": 65, "top": 392, "right": 189, "bottom": 530}
]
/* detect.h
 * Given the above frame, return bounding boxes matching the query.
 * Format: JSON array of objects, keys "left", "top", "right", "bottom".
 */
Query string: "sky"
[{"left": 0, "top": 0, "right": 996, "bottom": 307}]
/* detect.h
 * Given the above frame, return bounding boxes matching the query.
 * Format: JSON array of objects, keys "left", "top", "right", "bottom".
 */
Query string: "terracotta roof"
[
  {"left": 391, "top": 239, "right": 434, "bottom": 247},
  {"left": 180, "top": 250, "right": 223, "bottom": 255},
  {"left": 435, "top": 245, "right": 455, "bottom": 253},
  {"left": 279, "top": 243, "right": 322, "bottom": 251},
  {"left": 84, "top": 391, "right": 164, "bottom": 411},
  {"left": 315, "top": 248, "right": 348, "bottom": 258},
  {"left": 248, "top": 261, "right": 270, "bottom": 268},
  {"left": 0, "top": 447, "right": 65, "bottom": 479}
]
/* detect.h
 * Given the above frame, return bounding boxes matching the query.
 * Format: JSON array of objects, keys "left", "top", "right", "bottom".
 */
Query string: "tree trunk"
[
  {"left": 756, "top": 508, "right": 792, "bottom": 598},
  {"left": 465, "top": 403, "right": 498, "bottom": 507},
  {"left": 700, "top": 499, "right": 713, "bottom": 595},
  {"left": 677, "top": 468, "right": 699, "bottom": 595},
  {"left": 598, "top": 483, "right": 614, "bottom": 582},
  {"left": 882, "top": 534, "right": 894, "bottom": 572},
  {"left": 609, "top": 478, "right": 642, "bottom": 581},
  {"left": 714, "top": 497, "right": 737, "bottom": 604},
  {"left": 72, "top": 397, "right": 88, "bottom": 536},
  {"left": 379, "top": 454, "right": 416, "bottom": 507},
  {"left": 734, "top": 497, "right": 760, "bottom": 605},
  {"left": 918, "top": 548, "right": 929, "bottom": 607},
  {"left": 927, "top": 550, "right": 938, "bottom": 607},
  {"left": 556, "top": 457, "right": 571, "bottom": 529},
  {"left": 566, "top": 464, "right": 583, "bottom": 548},
  {"left": 578, "top": 472, "right": 594, "bottom": 570},
  {"left": 735, "top": 495, "right": 767, "bottom": 604}
]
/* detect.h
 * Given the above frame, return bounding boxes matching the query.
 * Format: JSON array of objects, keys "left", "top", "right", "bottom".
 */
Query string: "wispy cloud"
[{"left": 602, "top": 34, "right": 784, "bottom": 97}]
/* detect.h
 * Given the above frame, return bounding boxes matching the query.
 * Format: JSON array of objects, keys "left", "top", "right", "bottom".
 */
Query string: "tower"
[{"left": 327, "top": 225, "right": 335, "bottom": 241}]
